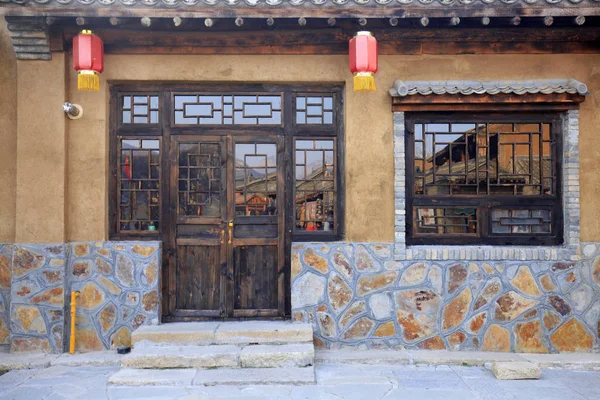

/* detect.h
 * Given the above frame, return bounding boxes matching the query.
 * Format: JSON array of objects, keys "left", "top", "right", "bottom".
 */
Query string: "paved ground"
[{"left": 0, "top": 363, "right": 599, "bottom": 400}]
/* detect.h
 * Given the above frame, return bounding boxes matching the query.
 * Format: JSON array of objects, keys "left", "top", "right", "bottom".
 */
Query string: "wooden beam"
[
  {"left": 392, "top": 92, "right": 586, "bottom": 112},
  {"left": 55, "top": 27, "right": 600, "bottom": 56}
]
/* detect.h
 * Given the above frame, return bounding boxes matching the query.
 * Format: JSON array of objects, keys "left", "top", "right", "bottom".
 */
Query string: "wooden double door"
[{"left": 167, "top": 134, "right": 286, "bottom": 319}]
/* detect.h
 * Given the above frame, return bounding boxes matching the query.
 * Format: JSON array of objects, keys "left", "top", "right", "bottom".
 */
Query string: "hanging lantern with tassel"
[
  {"left": 73, "top": 30, "right": 104, "bottom": 92},
  {"left": 349, "top": 31, "right": 378, "bottom": 92}
]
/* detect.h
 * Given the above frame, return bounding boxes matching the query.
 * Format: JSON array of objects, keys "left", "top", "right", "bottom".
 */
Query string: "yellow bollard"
[{"left": 69, "top": 291, "right": 80, "bottom": 354}]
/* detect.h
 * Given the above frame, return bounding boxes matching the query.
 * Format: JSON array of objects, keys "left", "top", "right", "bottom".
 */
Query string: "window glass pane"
[
  {"left": 174, "top": 94, "right": 282, "bottom": 125},
  {"left": 119, "top": 139, "right": 160, "bottom": 232},
  {"left": 413, "top": 207, "right": 477, "bottom": 235},
  {"left": 178, "top": 141, "right": 222, "bottom": 217},
  {"left": 295, "top": 139, "right": 336, "bottom": 232},
  {"left": 296, "top": 95, "right": 334, "bottom": 125},
  {"left": 122, "top": 95, "right": 159, "bottom": 124},
  {"left": 235, "top": 143, "right": 277, "bottom": 216},
  {"left": 491, "top": 209, "right": 552, "bottom": 234},
  {"left": 417, "top": 121, "right": 554, "bottom": 197}
]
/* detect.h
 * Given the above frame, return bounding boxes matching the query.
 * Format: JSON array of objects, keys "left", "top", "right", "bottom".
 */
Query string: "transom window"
[{"left": 406, "top": 114, "right": 563, "bottom": 246}]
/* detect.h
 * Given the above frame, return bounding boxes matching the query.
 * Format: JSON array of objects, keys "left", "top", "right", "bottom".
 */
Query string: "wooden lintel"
[
  {"left": 391, "top": 93, "right": 586, "bottom": 112},
  {"left": 51, "top": 26, "right": 600, "bottom": 56}
]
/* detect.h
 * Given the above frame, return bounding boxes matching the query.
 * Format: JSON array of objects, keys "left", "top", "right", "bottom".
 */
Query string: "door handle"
[{"left": 227, "top": 220, "right": 234, "bottom": 227}]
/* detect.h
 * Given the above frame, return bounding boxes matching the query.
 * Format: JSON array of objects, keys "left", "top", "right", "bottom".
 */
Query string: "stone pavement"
[{"left": 1, "top": 363, "right": 600, "bottom": 400}]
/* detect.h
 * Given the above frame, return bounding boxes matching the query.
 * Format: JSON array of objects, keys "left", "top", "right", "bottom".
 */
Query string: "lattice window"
[
  {"left": 407, "top": 115, "right": 562, "bottom": 246},
  {"left": 119, "top": 139, "right": 160, "bottom": 232},
  {"left": 296, "top": 95, "right": 334, "bottom": 125},
  {"left": 235, "top": 143, "right": 278, "bottom": 216},
  {"left": 122, "top": 95, "right": 159, "bottom": 124},
  {"left": 294, "top": 139, "right": 336, "bottom": 233},
  {"left": 174, "top": 94, "right": 282, "bottom": 125},
  {"left": 414, "top": 207, "right": 477, "bottom": 236},
  {"left": 491, "top": 209, "right": 552, "bottom": 234},
  {"left": 178, "top": 142, "right": 222, "bottom": 217}
]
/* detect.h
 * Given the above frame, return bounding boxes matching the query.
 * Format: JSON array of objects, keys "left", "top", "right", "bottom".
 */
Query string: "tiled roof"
[
  {"left": 3, "top": 0, "right": 600, "bottom": 6},
  {"left": 389, "top": 79, "right": 589, "bottom": 97}
]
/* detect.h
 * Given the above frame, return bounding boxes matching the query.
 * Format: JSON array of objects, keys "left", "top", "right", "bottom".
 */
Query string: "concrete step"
[
  {"left": 132, "top": 321, "right": 313, "bottom": 346},
  {"left": 240, "top": 344, "right": 314, "bottom": 368},
  {"left": 193, "top": 366, "right": 316, "bottom": 386},
  {"left": 122, "top": 345, "right": 240, "bottom": 369}
]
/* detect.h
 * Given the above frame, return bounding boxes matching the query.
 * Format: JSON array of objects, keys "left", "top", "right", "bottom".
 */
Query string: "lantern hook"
[{"left": 63, "top": 102, "right": 84, "bottom": 120}]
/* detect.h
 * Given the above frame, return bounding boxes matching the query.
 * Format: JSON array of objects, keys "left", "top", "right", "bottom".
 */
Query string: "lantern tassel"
[
  {"left": 353, "top": 72, "right": 376, "bottom": 92},
  {"left": 77, "top": 70, "right": 100, "bottom": 92}
]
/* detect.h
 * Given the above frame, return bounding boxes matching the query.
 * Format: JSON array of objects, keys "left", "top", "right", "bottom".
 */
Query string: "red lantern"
[
  {"left": 349, "top": 31, "right": 378, "bottom": 92},
  {"left": 73, "top": 30, "right": 104, "bottom": 92}
]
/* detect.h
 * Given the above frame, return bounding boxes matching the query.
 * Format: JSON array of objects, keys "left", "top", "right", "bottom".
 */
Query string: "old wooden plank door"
[
  {"left": 170, "top": 134, "right": 285, "bottom": 319},
  {"left": 170, "top": 135, "right": 228, "bottom": 318},
  {"left": 227, "top": 136, "right": 285, "bottom": 318}
]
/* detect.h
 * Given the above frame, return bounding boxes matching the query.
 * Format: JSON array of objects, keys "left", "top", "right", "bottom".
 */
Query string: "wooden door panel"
[
  {"left": 233, "top": 245, "right": 279, "bottom": 312},
  {"left": 229, "top": 136, "right": 285, "bottom": 317},
  {"left": 171, "top": 136, "right": 227, "bottom": 318},
  {"left": 176, "top": 244, "right": 222, "bottom": 314}
]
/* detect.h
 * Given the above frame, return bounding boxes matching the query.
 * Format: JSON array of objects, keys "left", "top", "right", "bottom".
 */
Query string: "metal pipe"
[{"left": 69, "top": 291, "right": 80, "bottom": 354}]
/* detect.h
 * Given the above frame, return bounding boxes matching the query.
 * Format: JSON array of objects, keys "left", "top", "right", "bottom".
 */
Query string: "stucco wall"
[
  {"left": 0, "top": 20, "right": 17, "bottom": 243},
  {"left": 61, "top": 53, "right": 600, "bottom": 243}
]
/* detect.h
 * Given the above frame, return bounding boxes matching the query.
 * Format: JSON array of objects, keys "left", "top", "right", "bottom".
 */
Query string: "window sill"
[{"left": 394, "top": 244, "right": 580, "bottom": 262}]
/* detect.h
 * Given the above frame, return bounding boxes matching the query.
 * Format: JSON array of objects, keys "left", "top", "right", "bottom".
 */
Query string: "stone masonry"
[
  {"left": 1, "top": 241, "right": 160, "bottom": 353},
  {"left": 68, "top": 242, "right": 161, "bottom": 352},
  {"left": 0, "top": 244, "right": 13, "bottom": 345},
  {"left": 10, "top": 244, "right": 67, "bottom": 353},
  {"left": 291, "top": 242, "right": 600, "bottom": 352}
]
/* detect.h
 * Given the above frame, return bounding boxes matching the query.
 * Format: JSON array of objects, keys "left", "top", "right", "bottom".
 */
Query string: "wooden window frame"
[
  {"left": 405, "top": 112, "right": 564, "bottom": 246},
  {"left": 108, "top": 84, "right": 345, "bottom": 242}
]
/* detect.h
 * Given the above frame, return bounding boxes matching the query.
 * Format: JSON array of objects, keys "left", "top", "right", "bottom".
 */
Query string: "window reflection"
[
  {"left": 235, "top": 143, "right": 278, "bottom": 216},
  {"left": 119, "top": 139, "right": 160, "bottom": 231},
  {"left": 294, "top": 139, "right": 335, "bottom": 232}
]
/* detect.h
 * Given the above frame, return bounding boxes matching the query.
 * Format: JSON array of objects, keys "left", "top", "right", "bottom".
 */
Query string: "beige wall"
[
  {"left": 8, "top": 52, "right": 598, "bottom": 243},
  {"left": 0, "top": 21, "right": 17, "bottom": 242},
  {"left": 15, "top": 54, "right": 67, "bottom": 243}
]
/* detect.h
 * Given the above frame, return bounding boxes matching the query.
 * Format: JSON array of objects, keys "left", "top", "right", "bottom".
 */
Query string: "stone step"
[
  {"left": 240, "top": 343, "right": 314, "bottom": 368},
  {"left": 132, "top": 321, "right": 313, "bottom": 346},
  {"left": 193, "top": 367, "right": 316, "bottom": 386},
  {"left": 122, "top": 345, "right": 240, "bottom": 369},
  {"left": 109, "top": 366, "right": 315, "bottom": 386}
]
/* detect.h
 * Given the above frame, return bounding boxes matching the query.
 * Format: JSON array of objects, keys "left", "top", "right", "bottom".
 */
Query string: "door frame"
[{"left": 108, "top": 83, "right": 345, "bottom": 321}]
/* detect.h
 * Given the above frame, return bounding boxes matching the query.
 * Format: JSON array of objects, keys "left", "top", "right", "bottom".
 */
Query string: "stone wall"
[
  {"left": 2, "top": 241, "right": 160, "bottom": 353},
  {"left": 292, "top": 242, "right": 600, "bottom": 353},
  {"left": 68, "top": 242, "right": 161, "bottom": 352},
  {"left": 0, "top": 244, "right": 12, "bottom": 345},
  {"left": 10, "top": 244, "right": 66, "bottom": 353}
]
